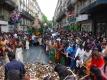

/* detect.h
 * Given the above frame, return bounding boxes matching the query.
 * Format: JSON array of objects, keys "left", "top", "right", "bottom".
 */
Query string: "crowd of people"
[
  {"left": 0, "top": 32, "right": 29, "bottom": 64},
  {"left": 43, "top": 28, "right": 107, "bottom": 80},
  {"left": 0, "top": 31, "right": 42, "bottom": 65},
  {"left": 0, "top": 31, "right": 42, "bottom": 80},
  {"left": 1, "top": 27, "right": 107, "bottom": 80}
]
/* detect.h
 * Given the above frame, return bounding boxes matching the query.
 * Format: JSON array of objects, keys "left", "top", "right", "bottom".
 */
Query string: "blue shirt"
[
  {"left": 66, "top": 46, "right": 77, "bottom": 56},
  {"left": 66, "top": 46, "right": 74, "bottom": 54},
  {"left": 5, "top": 59, "right": 25, "bottom": 79}
]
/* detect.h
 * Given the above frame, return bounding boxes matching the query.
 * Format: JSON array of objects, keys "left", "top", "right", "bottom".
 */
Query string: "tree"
[
  {"left": 47, "top": 21, "right": 53, "bottom": 28},
  {"left": 42, "top": 15, "right": 48, "bottom": 23}
]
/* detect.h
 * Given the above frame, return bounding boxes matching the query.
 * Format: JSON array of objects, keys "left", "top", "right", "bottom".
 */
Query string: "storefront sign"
[
  {"left": 68, "top": 17, "right": 76, "bottom": 23},
  {"left": 76, "top": 14, "right": 88, "bottom": 22},
  {"left": 0, "top": 20, "right": 8, "bottom": 25}
]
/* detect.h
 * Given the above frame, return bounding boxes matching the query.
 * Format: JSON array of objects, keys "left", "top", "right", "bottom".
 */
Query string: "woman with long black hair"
[{"left": 90, "top": 66, "right": 106, "bottom": 80}]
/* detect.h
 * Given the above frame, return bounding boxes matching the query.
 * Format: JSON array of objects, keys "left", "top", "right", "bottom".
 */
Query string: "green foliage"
[
  {"left": 47, "top": 21, "right": 53, "bottom": 27},
  {"left": 41, "top": 14, "right": 53, "bottom": 28},
  {"left": 42, "top": 15, "right": 48, "bottom": 23}
]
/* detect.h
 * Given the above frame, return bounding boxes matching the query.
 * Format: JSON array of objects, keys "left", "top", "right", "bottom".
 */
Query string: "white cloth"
[
  {"left": 5, "top": 52, "right": 10, "bottom": 64},
  {"left": 75, "top": 48, "right": 85, "bottom": 59},
  {"left": 32, "top": 35, "right": 36, "bottom": 40},
  {"left": 26, "top": 40, "right": 29, "bottom": 50},
  {"left": 75, "top": 48, "right": 85, "bottom": 65},
  {"left": 83, "top": 50, "right": 92, "bottom": 61},
  {"left": 76, "top": 60, "right": 83, "bottom": 67},
  {"left": 15, "top": 47, "right": 23, "bottom": 63},
  {"left": 14, "top": 33, "right": 18, "bottom": 38},
  {"left": 102, "top": 46, "right": 107, "bottom": 56},
  {"left": 38, "top": 38, "right": 42, "bottom": 45},
  {"left": 56, "top": 38, "right": 61, "bottom": 41}
]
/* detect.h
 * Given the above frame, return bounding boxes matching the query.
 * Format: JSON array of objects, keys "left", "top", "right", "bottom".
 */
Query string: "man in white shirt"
[
  {"left": 14, "top": 33, "right": 18, "bottom": 38},
  {"left": 75, "top": 45, "right": 85, "bottom": 68},
  {"left": 31, "top": 34, "right": 36, "bottom": 46}
]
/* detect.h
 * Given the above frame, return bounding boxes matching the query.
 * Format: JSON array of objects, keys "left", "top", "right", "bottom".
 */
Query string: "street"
[
  {"left": 0, "top": 0, "right": 107, "bottom": 79},
  {"left": 23, "top": 46, "right": 49, "bottom": 64}
]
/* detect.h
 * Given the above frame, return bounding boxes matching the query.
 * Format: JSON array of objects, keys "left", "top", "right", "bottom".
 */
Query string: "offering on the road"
[
  {"left": 0, "top": 66, "right": 5, "bottom": 80},
  {"left": 25, "top": 63, "right": 60, "bottom": 80},
  {"left": 0, "top": 63, "right": 60, "bottom": 80}
]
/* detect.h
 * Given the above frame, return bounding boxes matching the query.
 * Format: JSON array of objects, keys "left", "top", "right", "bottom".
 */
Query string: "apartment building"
[
  {"left": 0, "top": 0, "right": 43, "bottom": 32},
  {"left": 0, "top": 0, "right": 17, "bottom": 32},
  {"left": 75, "top": 0, "right": 107, "bottom": 35},
  {"left": 75, "top": 0, "right": 93, "bottom": 32},
  {"left": 53, "top": 0, "right": 76, "bottom": 29},
  {"left": 54, "top": 0, "right": 107, "bottom": 35}
]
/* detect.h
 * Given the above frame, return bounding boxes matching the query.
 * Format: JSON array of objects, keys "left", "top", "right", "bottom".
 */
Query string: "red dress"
[{"left": 91, "top": 56, "right": 104, "bottom": 68}]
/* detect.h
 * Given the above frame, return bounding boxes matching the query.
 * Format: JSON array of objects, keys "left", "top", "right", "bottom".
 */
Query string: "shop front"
[
  {"left": 80, "top": 0, "right": 107, "bottom": 36},
  {"left": 93, "top": 12, "right": 107, "bottom": 36},
  {"left": 76, "top": 14, "right": 92, "bottom": 32}
]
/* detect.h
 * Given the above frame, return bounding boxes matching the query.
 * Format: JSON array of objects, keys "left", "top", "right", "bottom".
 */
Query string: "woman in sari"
[
  {"left": 49, "top": 40, "right": 56, "bottom": 63},
  {"left": 55, "top": 40, "right": 62, "bottom": 63},
  {"left": 85, "top": 48, "right": 105, "bottom": 75},
  {"left": 15, "top": 39, "right": 24, "bottom": 63}
]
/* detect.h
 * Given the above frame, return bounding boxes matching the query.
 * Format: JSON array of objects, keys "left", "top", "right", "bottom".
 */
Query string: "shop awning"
[
  {"left": 80, "top": 0, "right": 107, "bottom": 14},
  {"left": 80, "top": 2, "right": 96, "bottom": 14}
]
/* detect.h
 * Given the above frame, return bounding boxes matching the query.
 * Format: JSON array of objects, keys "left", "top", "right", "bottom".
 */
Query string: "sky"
[{"left": 37, "top": 0, "right": 58, "bottom": 20}]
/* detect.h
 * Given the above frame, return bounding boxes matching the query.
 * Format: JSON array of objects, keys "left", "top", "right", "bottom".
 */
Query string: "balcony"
[
  {"left": 56, "top": 12, "right": 66, "bottom": 22},
  {"left": 0, "top": 0, "right": 17, "bottom": 11},
  {"left": 21, "top": 10, "right": 35, "bottom": 21}
]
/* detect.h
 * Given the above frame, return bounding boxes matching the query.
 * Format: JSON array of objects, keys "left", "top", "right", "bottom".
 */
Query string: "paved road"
[{"left": 23, "top": 46, "right": 49, "bottom": 64}]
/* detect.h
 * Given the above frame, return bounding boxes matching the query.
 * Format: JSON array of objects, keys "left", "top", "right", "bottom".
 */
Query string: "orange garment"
[
  {"left": 85, "top": 56, "right": 104, "bottom": 75},
  {"left": 85, "top": 58, "right": 92, "bottom": 75},
  {"left": 0, "top": 40, "right": 6, "bottom": 52},
  {"left": 55, "top": 42, "right": 62, "bottom": 63}
]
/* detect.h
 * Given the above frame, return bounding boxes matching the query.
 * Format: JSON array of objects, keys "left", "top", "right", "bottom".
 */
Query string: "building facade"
[
  {"left": 74, "top": 0, "right": 107, "bottom": 35},
  {"left": 0, "top": 0, "right": 43, "bottom": 32},
  {"left": 18, "top": 0, "right": 41, "bottom": 31},
  {"left": 53, "top": 0, "right": 76, "bottom": 29},
  {"left": 0, "top": 0, "right": 17, "bottom": 32},
  {"left": 54, "top": 0, "right": 107, "bottom": 35}
]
